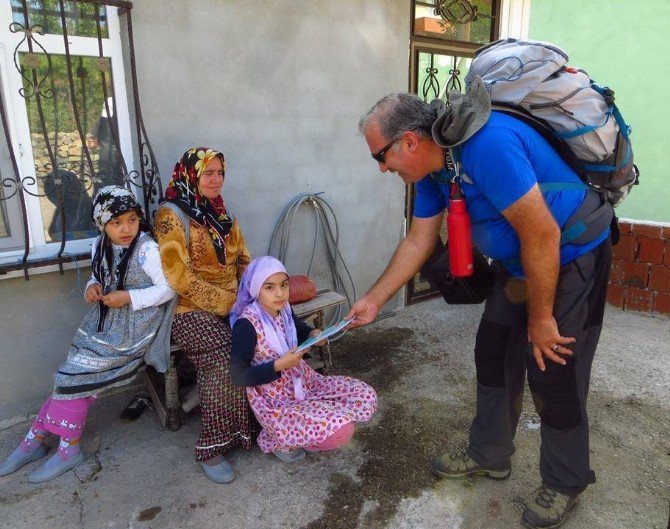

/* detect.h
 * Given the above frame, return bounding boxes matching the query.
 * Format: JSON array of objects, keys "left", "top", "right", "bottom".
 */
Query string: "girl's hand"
[
  {"left": 85, "top": 283, "right": 103, "bottom": 303},
  {"left": 274, "top": 348, "right": 305, "bottom": 372},
  {"left": 309, "top": 329, "right": 327, "bottom": 347},
  {"left": 101, "top": 290, "right": 131, "bottom": 308}
]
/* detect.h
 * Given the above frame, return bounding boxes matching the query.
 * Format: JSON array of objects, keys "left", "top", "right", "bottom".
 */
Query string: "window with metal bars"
[
  {"left": 407, "top": 0, "right": 501, "bottom": 303},
  {"left": 0, "top": 0, "right": 160, "bottom": 279}
]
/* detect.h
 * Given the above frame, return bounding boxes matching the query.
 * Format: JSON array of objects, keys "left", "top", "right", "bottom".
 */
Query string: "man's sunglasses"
[{"left": 371, "top": 137, "right": 399, "bottom": 164}]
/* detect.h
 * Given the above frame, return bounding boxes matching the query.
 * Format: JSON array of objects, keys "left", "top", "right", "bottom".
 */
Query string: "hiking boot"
[
  {"left": 430, "top": 448, "right": 511, "bottom": 480},
  {"left": 521, "top": 485, "right": 579, "bottom": 528}
]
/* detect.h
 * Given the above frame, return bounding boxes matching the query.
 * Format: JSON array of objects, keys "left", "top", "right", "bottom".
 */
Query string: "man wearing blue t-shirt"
[{"left": 347, "top": 83, "right": 612, "bottom": 529}]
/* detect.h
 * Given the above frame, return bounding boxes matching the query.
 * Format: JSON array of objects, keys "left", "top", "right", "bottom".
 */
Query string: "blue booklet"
[{"left": 295, "top": 317, "right": 355, "bottom": 353}]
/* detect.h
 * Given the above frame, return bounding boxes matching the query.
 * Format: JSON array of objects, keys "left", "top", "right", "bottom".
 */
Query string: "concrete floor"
[{"left": 0, "top": 301, "right": 668, "bottom": 529}]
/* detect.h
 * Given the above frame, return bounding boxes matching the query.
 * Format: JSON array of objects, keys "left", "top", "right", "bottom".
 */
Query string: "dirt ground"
[{"left": 0, "top": 300, "right": 668, "bottom": 528}]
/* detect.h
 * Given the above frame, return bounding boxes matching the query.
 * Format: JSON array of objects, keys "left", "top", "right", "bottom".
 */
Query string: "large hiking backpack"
[{"left": 465, "top": 38, "right": 638, "bottom": 207}]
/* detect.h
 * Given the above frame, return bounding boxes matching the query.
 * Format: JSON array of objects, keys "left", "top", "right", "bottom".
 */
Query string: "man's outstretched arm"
[{"left": 346, "top": 212, "right": 443, "bottom": 327}]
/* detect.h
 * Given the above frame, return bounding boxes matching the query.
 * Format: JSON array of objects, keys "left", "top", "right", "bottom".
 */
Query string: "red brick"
[
  {"left": 631, "top": 223, "right": 664, "bottom": 238},
  {"left": 638, "top": 236, "right": 666, "bottom": 264},
  {"left": 653, "top": 292, "right": 670, "bottom": 314},
  {"left": 663, "top": 226, "right": 670, "bottom": 240},
  {"left": 612, "top": 233, "right": 637, "bottom": 261},
  {"left": 608, "top": 259, "right": 624, "bottom": 285},
  {"left": 622, "top": 261, "right": 649, "bottom": 288},
  {"left": 606, "top": 285, "right": 625, "bottom": 308},
  {"left": 665, "top": 242, "right": 670, "bottom": 266},
  {"left": 617, "top": 221, "right": 633, "bottom": 234},
  {"left": 649, "top": 266, "right": 670, "bottom": 293},
  {"left": 625, "top": 287, "right": 653, "bottom": 312}
]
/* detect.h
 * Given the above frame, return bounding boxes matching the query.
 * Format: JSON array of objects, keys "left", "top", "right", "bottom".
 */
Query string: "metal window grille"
[{"left": 0, "top": 0, "right": 160, "bottom": 279}]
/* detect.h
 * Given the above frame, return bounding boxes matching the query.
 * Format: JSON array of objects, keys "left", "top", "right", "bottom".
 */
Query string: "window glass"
[
  {"left": 417, "top": 51, "right": 472, "bottom": 101},
  {"left": 0, "top": 118, "right": 25, "bottom": 250},
  {"left": 0, "top": 187, "right": 9, "bottom": 238},
  {"left": 19, "top": 52, "right": 118, "bottom": 242},
  {"left": 413, "top": 0, "right": 496, "bottom": 45},
  {"left": 11, "top": 0, "right": 108, "bottom": 38}
]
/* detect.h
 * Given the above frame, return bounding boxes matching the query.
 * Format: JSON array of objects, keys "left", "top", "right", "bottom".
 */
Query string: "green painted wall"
[{"left": 528, "top": 0, "right": 670, "bottom": 222}]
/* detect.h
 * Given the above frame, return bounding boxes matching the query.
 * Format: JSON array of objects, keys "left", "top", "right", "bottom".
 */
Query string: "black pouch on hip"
[{"left": 429, "top": 242, "right": 494, "bottom": 304}]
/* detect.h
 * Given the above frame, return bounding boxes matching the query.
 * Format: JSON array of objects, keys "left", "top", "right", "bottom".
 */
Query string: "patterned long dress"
[
  {"left": 154, "top": 206, "right": 255, "bottom": 461},
  {"left": 53, "top": 232, "right": 171, "bottom": 399},
  {"left": 242, "top": 308, "right": 377, "bottom": 453}
]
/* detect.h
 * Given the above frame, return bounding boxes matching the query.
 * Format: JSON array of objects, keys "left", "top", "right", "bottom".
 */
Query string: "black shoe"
[{"left": 120, "top": 394, "right": 154, "bottom": 421}]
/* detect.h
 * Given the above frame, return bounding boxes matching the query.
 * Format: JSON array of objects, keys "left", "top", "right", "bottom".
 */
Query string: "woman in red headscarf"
[{"left": 154, "top": 147, "right": 253, "bottom": 484}]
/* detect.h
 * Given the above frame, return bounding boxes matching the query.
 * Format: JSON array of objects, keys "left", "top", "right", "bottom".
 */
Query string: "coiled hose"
[{"left": 268, "top": 192, "right": 356, "bottom": 337}]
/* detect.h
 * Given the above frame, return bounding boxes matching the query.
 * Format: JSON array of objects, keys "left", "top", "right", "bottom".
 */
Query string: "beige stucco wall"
[
  {"left": 0, "top": 269, "right": 90, "bottom": 425},
  {"left": 126, "top": 0, "right": 409, "bottom": 288}
]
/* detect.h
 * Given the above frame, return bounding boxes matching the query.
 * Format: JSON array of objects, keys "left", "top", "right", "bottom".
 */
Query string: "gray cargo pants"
[{"left": 467, "top": 238, "right": 612, "bottom": 496}]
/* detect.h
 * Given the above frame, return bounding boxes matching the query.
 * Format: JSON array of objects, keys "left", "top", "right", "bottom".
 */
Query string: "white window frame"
[
  {"left": 500, "top": 0, "right": 531, "bottom": 39},
  {"left": 0, "top": 1, "right": 134, "bottom": 266},
  {"left": 0, "top": 43, "right": 25, "bottom": 250}
]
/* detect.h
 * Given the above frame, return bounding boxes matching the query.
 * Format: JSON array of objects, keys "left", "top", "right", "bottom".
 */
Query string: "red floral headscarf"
[{"left": 163, "top": 147, "right": 233, "bottom": 265}]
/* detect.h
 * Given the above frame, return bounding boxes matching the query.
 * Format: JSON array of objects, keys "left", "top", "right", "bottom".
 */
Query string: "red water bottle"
[{"left": 447, "top": 182, "right": 474, "bottom": 277}]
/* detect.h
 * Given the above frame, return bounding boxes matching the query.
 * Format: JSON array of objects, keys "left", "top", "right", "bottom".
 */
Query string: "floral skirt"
[{"left": 248, "top": 366, "right": 377, "bottom": 453}]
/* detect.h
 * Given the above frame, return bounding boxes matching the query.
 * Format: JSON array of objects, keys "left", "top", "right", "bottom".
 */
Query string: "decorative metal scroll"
[
  {"left": 421, "top": 54, "right": 440, "bottom": 101},
  {"left": 434, "top": 0, "right": 478, "bottom": 25},
  {"left": 0, "top": 0, "right": 161, "bottom": 279},
  {"left": 445, "top": 55, "right": 463, "bottom": 102},
  {"left": 420, "top": 53, "right": 465, "bottom": 104},
  {"left": 412, "top": 0, "right": 498, "bottom": 47}
]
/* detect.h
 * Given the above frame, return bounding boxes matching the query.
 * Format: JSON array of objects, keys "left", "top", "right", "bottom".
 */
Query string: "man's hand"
[
  {"left": 85, "top": 283, "right": 103, "bottom": 303},
  {"left": 101, "top": 290, "right": 131, "bottom": 308},
  {"left": 345, "top": 213, "right": 443, "bottom": 330},
  {"left": 528, "top": 315, "right": 575, "bottom": 371},
  {"left": 345, "top": 295, "right": 381, "bottom": 329}
]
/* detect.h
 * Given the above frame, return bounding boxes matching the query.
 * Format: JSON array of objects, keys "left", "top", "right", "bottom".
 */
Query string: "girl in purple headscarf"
[{"left": 230, "top": 256, "right": 377, "bottom": 462}]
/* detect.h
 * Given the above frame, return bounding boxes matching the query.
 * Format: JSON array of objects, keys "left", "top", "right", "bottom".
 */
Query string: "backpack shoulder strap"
[
  {"left": 158, "top": 202, "right": 190, "bottom": 247},
  {"left": 431, "top": 147, "right": 473, "bottom": 185}
]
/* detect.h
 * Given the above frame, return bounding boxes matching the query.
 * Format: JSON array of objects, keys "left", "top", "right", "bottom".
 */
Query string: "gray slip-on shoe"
[
  {"left": 28, "top": 451, "right": 84, "bottom": 483},
  {"left": 200, "top": 458, "right": 235, "bottom": 484},
  {"left": 0, "top": 445, "right": 48, "bottom": 476},
  {"left": 273, "top": 448, "right": 306, "bottom": 463}
]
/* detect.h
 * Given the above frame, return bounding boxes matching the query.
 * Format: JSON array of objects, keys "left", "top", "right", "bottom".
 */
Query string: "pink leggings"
[
  {"left": 306, "top": 422, "right": 355, "bottom": 452},
  {"left": 33, "top": 395, "right": 96, "bottom": 438}
]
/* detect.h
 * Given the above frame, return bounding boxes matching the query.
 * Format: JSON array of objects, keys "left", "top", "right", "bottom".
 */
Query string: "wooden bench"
[
  {"left": 292, "top": 289, "right": 348, "bottom": 373},
  {"left": 143, "top": 344, "right": 182, "bottom": 431},
  {"left": 144, "top": 289, "right": 348, "bottom": 431}
]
